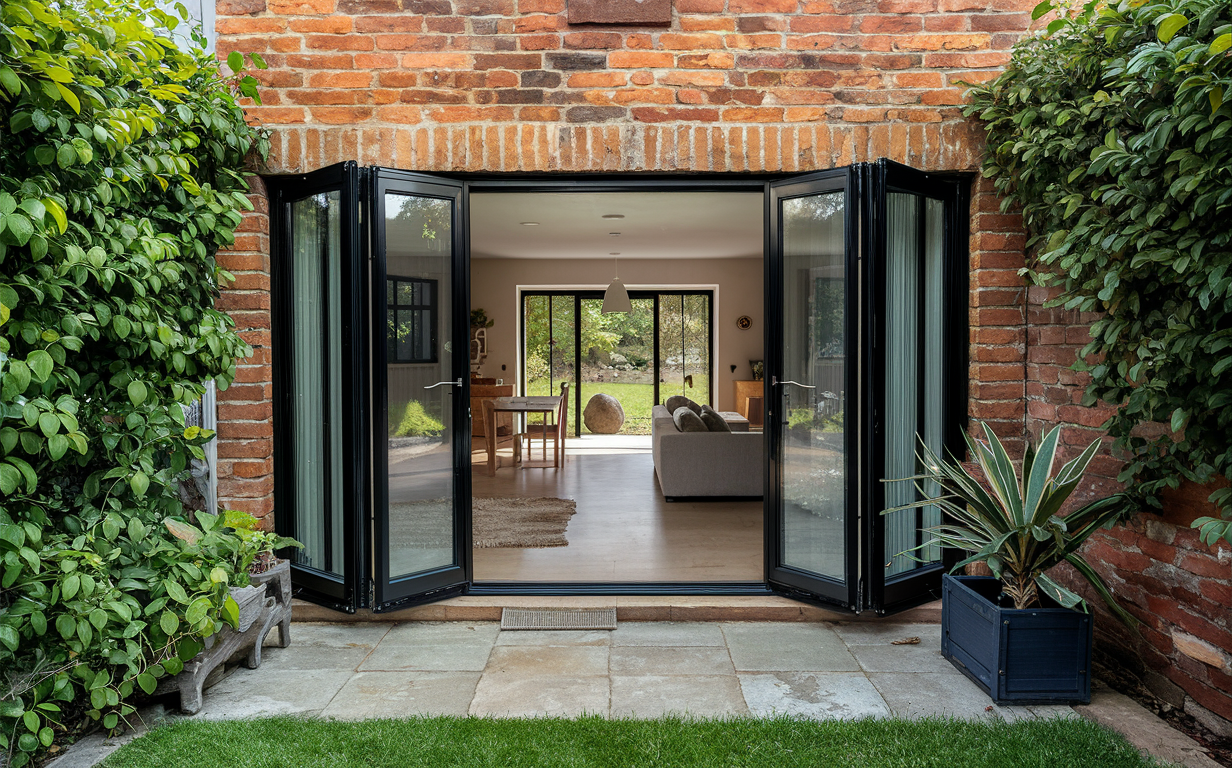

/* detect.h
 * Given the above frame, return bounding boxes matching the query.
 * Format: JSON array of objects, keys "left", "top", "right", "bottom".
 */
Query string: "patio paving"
[
  {"left": 48, "top": 619, "right": 1226, "bottom": 768},
  {"left": 179, "top": 620, "right": 1060, "bottom": 721}
]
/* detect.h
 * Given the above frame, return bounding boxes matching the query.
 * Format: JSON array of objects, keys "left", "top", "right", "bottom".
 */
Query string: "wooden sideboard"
[
  {"left": 471, "top": 384, "right": 513, "bottom": 438},
  {"left": 733, "top": 380, "right": 764, "bottom": 428}
]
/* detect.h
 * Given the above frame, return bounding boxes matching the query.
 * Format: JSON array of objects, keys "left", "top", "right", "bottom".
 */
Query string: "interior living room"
[{"left": 463, "top": 191, "right": 767, "bottom": 584}]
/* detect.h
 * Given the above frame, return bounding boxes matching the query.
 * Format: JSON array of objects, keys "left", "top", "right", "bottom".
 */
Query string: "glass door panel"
[
  {"left": 372, "top": 170, "right": 469, "bottom": 611},
  {"left": 767, "top": 170, "right": 859, "bottom": 608},
  {"left": 272, "top": 162, "right": 363, "bottom": 612},
  {"left": 869, "top": 159, "right": 965, "bottom": 613},
  {"left": 289, "top": 190, "right": 345, "bottom": 574}
]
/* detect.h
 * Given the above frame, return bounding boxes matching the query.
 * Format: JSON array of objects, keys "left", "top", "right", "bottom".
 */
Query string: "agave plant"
[{"left": 886, "top": 421, "right": 1137, "bottom": 625}]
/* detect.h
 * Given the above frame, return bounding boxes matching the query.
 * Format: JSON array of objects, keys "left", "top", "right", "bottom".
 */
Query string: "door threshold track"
[{"left": 291, "top": 595, "right": 941, "bottom": 624}]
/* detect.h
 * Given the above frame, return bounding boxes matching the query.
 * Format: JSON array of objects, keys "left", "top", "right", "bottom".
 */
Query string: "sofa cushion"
[
  {"left": 665, "top": 395, "right": 702, "bottom": 416},
  {"left": 672, "top": 406, "right": 708, "bottom": 432},
  {"left": 699, "top": 405, "right": 731, "bottom": 433}
]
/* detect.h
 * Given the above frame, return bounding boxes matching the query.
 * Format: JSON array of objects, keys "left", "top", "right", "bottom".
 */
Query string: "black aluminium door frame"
[
  {"left": 370, "top": 168, "right": 473, "bottom": 612},
  {"left": 865, "top": 159, "right": 970, "bottom": 614},
  {"left": 765, "top": 166, "right": 864, "bottom": 611},
  {"left": 269, "top": 161, "right": 368, "bottom": 613},
  {"left": 266, "top": 168, "right": 970, "bottom": 608},
  {"left": 518, "top": 289, "right": 716, "bottom": 436}
]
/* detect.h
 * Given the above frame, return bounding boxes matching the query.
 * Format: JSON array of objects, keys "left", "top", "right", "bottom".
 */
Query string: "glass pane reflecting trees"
[{"left": 779, "top": 192, "right": 847, "bottom": 582}]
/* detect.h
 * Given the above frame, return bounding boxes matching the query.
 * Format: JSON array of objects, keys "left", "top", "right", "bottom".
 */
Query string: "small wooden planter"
[
  {"left": 941, "top": 574, "right": 1093, "bottom": 705},
  {"left": 157, "top": 560, "right": 294, "bottom": 715}
]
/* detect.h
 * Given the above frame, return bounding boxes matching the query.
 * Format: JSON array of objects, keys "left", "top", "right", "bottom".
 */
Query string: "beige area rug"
[{"left": 389, "top": 497, "right": 576, "bottom": 550}]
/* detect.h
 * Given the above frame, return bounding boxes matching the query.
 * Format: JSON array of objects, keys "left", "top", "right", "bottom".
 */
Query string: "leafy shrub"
[
  {"left": 391, "top": 400, "right": 445, "bottom": 438},
  {"left": 967, "top": 0, "right": 1232, "bottom": 545},
  {"left": 0, "top": 0, "right": 268, "bottom": 762}
]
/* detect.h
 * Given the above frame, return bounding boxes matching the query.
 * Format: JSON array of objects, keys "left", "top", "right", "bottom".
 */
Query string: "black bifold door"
[
  {"left": 765, "top": 160, "right": 969, "bottom": 614},
  {"left": 270, "top": 159, "right": 966, "bottom": 615},
  {"left": 271, "top": 164, "right": 471, "bottom": 613}
]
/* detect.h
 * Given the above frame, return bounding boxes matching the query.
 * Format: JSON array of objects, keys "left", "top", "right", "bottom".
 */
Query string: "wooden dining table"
[{"left": 484, "top": 395, "right": 563, "bottom": 476}]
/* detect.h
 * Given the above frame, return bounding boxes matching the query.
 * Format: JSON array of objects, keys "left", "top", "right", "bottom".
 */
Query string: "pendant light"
[{"left": 602, "top": 256, "right": 631, "bottom": 313}]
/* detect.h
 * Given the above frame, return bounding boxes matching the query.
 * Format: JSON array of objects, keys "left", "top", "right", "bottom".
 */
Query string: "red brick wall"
[
  {"left": 215, "top": 176, "right": 275, "bottom": 521},
  {"left": 1027, "top": 284, "right": 1232, "bottom": 736},
  {"left": 213, "top": 0, "right": 1030, "bottom": 174}
]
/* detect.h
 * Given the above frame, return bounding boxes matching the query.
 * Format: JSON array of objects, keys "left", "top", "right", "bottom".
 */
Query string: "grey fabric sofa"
[{"left": 651, "top": 404, "right": 764, "bottom": 500}]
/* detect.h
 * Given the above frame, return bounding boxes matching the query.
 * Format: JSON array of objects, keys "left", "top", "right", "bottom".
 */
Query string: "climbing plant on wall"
[
  {"left": 967, "top": 0, "right": 1232, "bottom": 544},
  {"left": 0, "top": 0, "right": 269, "bottom": 762}
]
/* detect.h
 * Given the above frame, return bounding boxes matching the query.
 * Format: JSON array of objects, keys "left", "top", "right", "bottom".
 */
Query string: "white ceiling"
[{"left": 470, "top": 192, "right": 763, "bottom": 260}]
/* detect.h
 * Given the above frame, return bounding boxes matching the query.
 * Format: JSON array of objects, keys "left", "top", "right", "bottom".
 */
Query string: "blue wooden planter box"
[{"left": 941, "top": 574, "right": 1093, "bottom": 704}]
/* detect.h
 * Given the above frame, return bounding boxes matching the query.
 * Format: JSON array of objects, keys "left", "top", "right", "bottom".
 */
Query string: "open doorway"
[{"left": 466, "top": 190, "right": 766, "bottom": 584}]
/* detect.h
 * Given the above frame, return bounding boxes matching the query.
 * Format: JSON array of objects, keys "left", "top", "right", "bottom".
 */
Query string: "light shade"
[{"left": 601, "top": 277, "right": 631, "bottom": 313}]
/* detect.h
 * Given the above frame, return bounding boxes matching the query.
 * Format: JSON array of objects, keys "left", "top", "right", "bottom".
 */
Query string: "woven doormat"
[{"left": 500, "top": 607, "right": 617, "bottom": 631}]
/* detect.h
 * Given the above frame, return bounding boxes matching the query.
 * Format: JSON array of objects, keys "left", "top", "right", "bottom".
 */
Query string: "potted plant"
[
  {"left": 885, "top": 422, "right": 1136, "bottom": 704},
  {"left": 157, "top": 512, "right": 301, "bottom": 713}
]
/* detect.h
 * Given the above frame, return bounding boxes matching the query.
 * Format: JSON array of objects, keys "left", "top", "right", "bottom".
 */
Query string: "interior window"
[{"left": 386, "top": 277, "right": 437, "bottom": 364}]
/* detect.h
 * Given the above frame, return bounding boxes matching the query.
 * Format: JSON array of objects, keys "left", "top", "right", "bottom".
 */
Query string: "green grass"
[{"left": 99, "top": 714, "right": 1161, "bottom": 768}]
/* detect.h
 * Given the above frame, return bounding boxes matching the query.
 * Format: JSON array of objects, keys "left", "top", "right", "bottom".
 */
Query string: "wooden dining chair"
[{"left": 523, "top": 382, "right": 569, "bottom": 469}]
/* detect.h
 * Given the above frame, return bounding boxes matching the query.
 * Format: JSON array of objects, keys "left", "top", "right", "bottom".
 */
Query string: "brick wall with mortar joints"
[
  {"left": 214, "top": 175, "right": 275, "bottom": 522},
  {"left": 1025, "top": 283, "right": 1232, "bottom": 734},
  {"left": 210, "top": 0, "right": 1037, "bottom": 175}
]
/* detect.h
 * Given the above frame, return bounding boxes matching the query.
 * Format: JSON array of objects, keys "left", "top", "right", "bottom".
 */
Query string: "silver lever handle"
[
  {"left": 424, "top": 378, "right": 462, "bottom": 390},
  {"left": 776, "top": 379, "right": 815, "bottom": 389}
]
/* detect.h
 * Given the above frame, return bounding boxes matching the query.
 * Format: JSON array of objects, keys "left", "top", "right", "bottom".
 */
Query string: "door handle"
[
  {"left": 774, "top": 377, "right": 815, "bottom": 389},
  {"left": 424, "top": 378, "right": 462, "bottom": 390}
]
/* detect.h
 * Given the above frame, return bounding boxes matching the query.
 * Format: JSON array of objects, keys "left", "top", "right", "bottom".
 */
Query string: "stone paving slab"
[
  {"left": 485, "top": 646, "right": 610, "bottom": 677},
  {"left": 722, "top": 622, "right": 860, "bottom": 672},
  {"left": 610, "top": 646, "right": 736, "bottom": 677},
  {"left": 868, "top": 671, "right": 1001, "bottom": 720},
  {"left": 470, "top": 675, "right": 611, "bottom": 717},
  {"left": 610, "top": 621, "right": 727, "bottom": 647},
  {"left": 611, "top": 675, "right": 748, "bottom": 718},
  {"left": 360, "top": 641, "right": 496, "bottom": 672},
  {"left": 50, "top": 618, "right": 1220, "bottom": 768},
  {"left": 739, "top": 672, "right": 892, "bottom": 719},
  {"left": 321, "top": 671, "right": 480, "bottom": 719}
]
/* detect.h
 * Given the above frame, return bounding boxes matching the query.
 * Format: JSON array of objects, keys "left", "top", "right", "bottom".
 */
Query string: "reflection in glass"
[
  {"left": 780, "top": 192, "right": 847, "bottom": 581},
  {"left": 383, "top": 192, "right": 455, "bottom": 579},
  {"left": 289, "top": 191, "right": 344, "bottom": 574},
  {"left": 884, "top": 193, "right": 945, "bottom": 576}
]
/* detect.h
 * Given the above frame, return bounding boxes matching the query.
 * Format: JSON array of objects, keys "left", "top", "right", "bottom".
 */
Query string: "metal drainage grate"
[{"left": 500, "top": 607, "right": 617, "bottom": 631}]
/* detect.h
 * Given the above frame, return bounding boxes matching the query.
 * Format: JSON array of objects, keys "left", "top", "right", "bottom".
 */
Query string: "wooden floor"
[{"left": 471, "top": 435, "right": 764, "bottom": 583}]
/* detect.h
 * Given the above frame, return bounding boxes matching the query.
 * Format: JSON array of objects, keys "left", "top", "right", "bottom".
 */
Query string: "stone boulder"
[{"left": 583, "top": 393, "right": 625, "bottom": 434}]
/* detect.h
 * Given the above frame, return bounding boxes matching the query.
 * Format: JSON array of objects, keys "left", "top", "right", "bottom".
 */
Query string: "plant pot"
[
  {"left": 231, "top": 584, "right": 265, "bottom": 633},
  {"left": 249, "top": 558, "right": 292, "bottom": 648},
  {"left": 941, "top": 574, "right": 1093, "bottom": 705}
]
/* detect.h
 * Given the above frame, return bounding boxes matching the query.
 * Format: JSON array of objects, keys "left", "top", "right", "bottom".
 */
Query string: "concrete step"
[{"left": 291, "top": 596, "right": 942, "bottom": 624}]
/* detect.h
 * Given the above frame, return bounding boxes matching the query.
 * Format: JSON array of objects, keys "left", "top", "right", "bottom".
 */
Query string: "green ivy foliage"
[
  {"left": 967, "top": 0, "right": 1232, "bottom": 546},
  {"left": 0, "top": 0, "right": 270, "bottom": 763}
]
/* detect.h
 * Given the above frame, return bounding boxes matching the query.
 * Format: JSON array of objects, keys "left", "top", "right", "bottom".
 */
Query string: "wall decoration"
[{"left": 736, "top": 315, "right": 752, "bottom": 330}]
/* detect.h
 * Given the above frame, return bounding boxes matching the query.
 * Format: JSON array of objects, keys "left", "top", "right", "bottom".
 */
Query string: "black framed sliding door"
[
  {"left": 765, "top": 168, "right": 862, "bottom": 609},
  {"left": 270, "top": 162, "right": 366, "bottom": 612},
  {"left": 370, "top": 169, "right": 471, "bottom": 612}
]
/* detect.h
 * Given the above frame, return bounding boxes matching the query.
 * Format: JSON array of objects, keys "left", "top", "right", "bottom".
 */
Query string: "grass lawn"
[{"left": 99, "top": 715, "right": 1159, "bottom": 768}]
